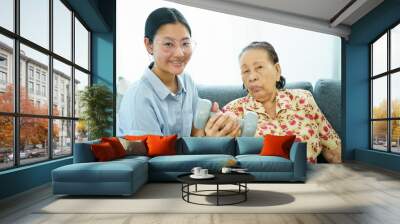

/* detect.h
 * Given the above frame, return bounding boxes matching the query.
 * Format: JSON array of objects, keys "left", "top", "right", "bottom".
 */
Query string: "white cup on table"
[
  {"left": 191, "top": 167, "right": 202, "bottom": 176},
  {"left": 199, "top": 169, "right": 208, "bottom": 176}
]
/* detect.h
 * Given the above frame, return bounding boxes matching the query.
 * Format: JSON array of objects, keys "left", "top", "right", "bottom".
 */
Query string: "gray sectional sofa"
[{"left": 52, "top": 79, "right": 341, "bottom": 196}]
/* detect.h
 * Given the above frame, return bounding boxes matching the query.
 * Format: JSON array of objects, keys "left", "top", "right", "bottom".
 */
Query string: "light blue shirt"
[{"left": 117, "top": 66, "right": 198, "bottom": 137}]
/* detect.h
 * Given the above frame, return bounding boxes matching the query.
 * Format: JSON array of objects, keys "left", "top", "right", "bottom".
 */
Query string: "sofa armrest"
[
  {"left": 289, "top": 142, "right": 307, "bottom": 181},
  {"left": 73, "top": 140, "right": 100, "bottom": 163}
]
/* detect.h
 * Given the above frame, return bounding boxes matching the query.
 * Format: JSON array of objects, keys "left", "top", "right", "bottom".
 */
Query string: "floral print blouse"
[{"left": 222, "top": 89, "right": 341, "bottom": 163}]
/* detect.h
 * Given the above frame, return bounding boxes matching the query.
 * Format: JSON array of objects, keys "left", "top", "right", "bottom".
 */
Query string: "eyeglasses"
[{"left": 155, "top": 39, "right": 196, "bottom": 53}]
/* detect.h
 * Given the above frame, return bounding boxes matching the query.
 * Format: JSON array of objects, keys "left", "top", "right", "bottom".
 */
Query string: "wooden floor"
[{"left": 1, "top": 162, "right": 400, "bottom": 224}]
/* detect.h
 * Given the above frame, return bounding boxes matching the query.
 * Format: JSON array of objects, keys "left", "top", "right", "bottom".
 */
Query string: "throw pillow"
[
  {"left": 101, "top": 137, "right": 127, "bottom": 158},
  {"left": 146, "top": 135, "right": 177, "bottom": 157},
  {"left": 91, "top": 142, "right": 118, "bottom": 161},
  {"left": 118, "top": 138, "right": 147, "bottom": 156},
  {"left": 260, "top": 134, "right": 296, "bottom": 159},
  {"left": 124, "top": 135, "right": 156, "bottom": 150}
]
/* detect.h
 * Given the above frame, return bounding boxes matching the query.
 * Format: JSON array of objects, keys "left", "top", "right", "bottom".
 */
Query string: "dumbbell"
[{"left": 193, "top": 98, "right": 258, "bottom": 136}]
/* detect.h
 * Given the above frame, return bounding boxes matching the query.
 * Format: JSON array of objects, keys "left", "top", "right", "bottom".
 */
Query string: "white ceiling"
[
  {"left": 225, "top": 0, "right": 353, "bottom": 23},
  {"left": 166, "top": 0, "right": 384, "bottom": 38}
]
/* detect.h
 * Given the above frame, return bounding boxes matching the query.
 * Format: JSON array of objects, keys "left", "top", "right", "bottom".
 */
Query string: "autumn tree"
[
  {"left": 76, "top": 119, "right": 87, "bottom": 142},
  {"left": 373, "top": 99, "right": 400, "bottom": 142},
  {"left": 0, "top": 84, "right": 60, "bottom": 151},
  {"left": 373, "top": 100, "right": 387, "bottom": 139},
  {"left": 0, "top": 85, "right": 14, "bottom": 149},
  {"left": 392, "top": 99, "right": 400, "bottom": 142}
]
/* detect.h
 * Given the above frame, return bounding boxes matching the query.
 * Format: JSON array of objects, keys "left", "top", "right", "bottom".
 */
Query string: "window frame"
[
  {"left": 370, "top": 20, "right": 400, "bottom": 154},
  {"left": 0, "top": 0, "right": 92, "bottom": 171}
]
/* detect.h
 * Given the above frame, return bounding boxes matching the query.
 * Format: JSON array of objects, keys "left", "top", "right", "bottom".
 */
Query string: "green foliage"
[{"left": 79, "top": 84, "right": 113, "bottom": 140}]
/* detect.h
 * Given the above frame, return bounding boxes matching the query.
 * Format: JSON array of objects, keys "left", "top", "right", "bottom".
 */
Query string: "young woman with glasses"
[{"left": 118, "top": 7, "right": 240, "bottom": 137}]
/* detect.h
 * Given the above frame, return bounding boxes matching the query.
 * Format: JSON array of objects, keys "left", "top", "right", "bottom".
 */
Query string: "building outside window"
[
  {"left": 35, "top": 83, "right": 40, "bottom": 95},
  {"left": 28, "top": 81, "right": 34, "bottom": 94},
  {"left": 41, "top": 85, "right": 46, "bottom": 97},
  {"left": 35, "top": 70, "right": 40, "bottom": 81},
  {"left": 0, "top": 54, "right": 6, "bottom": 67},
  {"left": 54, "top": 89, "right": 58, "bottom": 104},
  {"left": 0, "top": 71, "right": 6, "bottom": 85},
  {"left": 41, "top": 73, "right": 46, "bottom": 83},
  {"left": 28, "top": 67, "right": 34, "bottom": 80},
  {"left": 0, "top": 54, "right": 7, "bottom": 88}
]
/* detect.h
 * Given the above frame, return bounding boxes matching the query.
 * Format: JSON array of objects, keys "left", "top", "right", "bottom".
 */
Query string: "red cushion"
[
  {"left": 146, "top": 135, "right": 177, "bottom": 157},
  {"left": 260, "top": 134, "right": 296, "bottom": 159},
  {"left": 101, "top": 137, "right": 127, "bottom": 158},
  {"left": 91, "top": 142, "right": 118, "bottom": 161}
]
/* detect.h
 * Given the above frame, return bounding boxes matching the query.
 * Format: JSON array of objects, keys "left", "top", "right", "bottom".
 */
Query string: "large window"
[
  {"left": 0, "top": 0, "right": 91, "bottom": 171},
  {"left": 371, "top": 23, "right": 400, "bottom": 153}
]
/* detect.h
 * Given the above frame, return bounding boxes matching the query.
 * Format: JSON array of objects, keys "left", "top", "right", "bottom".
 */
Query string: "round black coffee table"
[{"left": 177, "top": 172, "right": 255, "bottom": 206}]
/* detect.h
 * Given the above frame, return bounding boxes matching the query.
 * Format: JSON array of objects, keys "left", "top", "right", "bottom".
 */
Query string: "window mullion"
[
  {"left": 49, "top": 0, "right": 54, "bottom": 160},
  {"left": 71, "top": 10, "right": 76, "bottom": 155},
  {"left": 370, "top": 45, "right": 373, "bottom": 149},
  {"left": 13, "top": 0, "right": 20, "bottom": 167},
  {"left": 388, "top": 30, "right": 391, "bottom": 152}
]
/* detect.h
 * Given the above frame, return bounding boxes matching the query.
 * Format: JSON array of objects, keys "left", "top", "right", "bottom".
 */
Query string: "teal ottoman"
[{"left": 52, "top": 156, "right": 148, "bottom": 196}]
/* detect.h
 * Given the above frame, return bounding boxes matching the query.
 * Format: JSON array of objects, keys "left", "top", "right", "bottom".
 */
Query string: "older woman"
[{"left": 223, "top": 41, "right": 341, "bottom": 163}]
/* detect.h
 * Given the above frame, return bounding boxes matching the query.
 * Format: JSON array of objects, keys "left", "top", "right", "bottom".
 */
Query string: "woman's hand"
[{"left": 204, "top": 102, "right": 241, "bottom": 137}]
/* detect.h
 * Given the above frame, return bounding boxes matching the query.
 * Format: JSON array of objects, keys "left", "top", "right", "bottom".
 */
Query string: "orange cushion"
[
  {"left": 146, "top": 135, "right": 177, "bottom": 157},
  {"left": 260, "top": 134, "right": 296, "bottom": 159},
  {"left": 91, "top": 142, "right": 118, "bottom": 161},
  {"left": 101, "top": 137, "right": 127, "bottom": 158}
]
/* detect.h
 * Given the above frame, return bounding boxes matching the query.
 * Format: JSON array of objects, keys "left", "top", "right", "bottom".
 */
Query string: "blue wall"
[
  {"left": 345, "top": 0, "right": 400, "bottom": 170},
  {"left": 91, "top": 32, "right": 115, "bottom": 136},
  {"left": 91, "top": 0, "right": 116, "bottom": 135},
  {"left": 355, "top": 149, "right": 400, "bottom": 172},
  {"left": 0, "top": 158, "right": 72, "bottom": 199},
  {"left": 92, "top": 33, "right": 114, "bottom": 87},
  {"left": 0, "top": 0, "right": 116, "bottom": 200}
]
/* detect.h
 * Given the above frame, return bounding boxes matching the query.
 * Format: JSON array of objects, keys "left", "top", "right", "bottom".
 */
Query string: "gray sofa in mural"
[{"left": 52, "top": 79, "right": 341, "bottom": 196}]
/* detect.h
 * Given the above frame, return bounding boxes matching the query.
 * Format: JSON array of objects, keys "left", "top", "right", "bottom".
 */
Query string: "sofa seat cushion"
[
  {"left": 236, "top": 155, "right": 293, "bottom": 172},
  {"left": 53, "top": 159, "right": 147, "bottom": 183},
  {"left": 116, "top": 155, "right": 150, "bottom": 163},
  {"left": 149, "top": 154, "right": 235, "bottom": 172}
]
